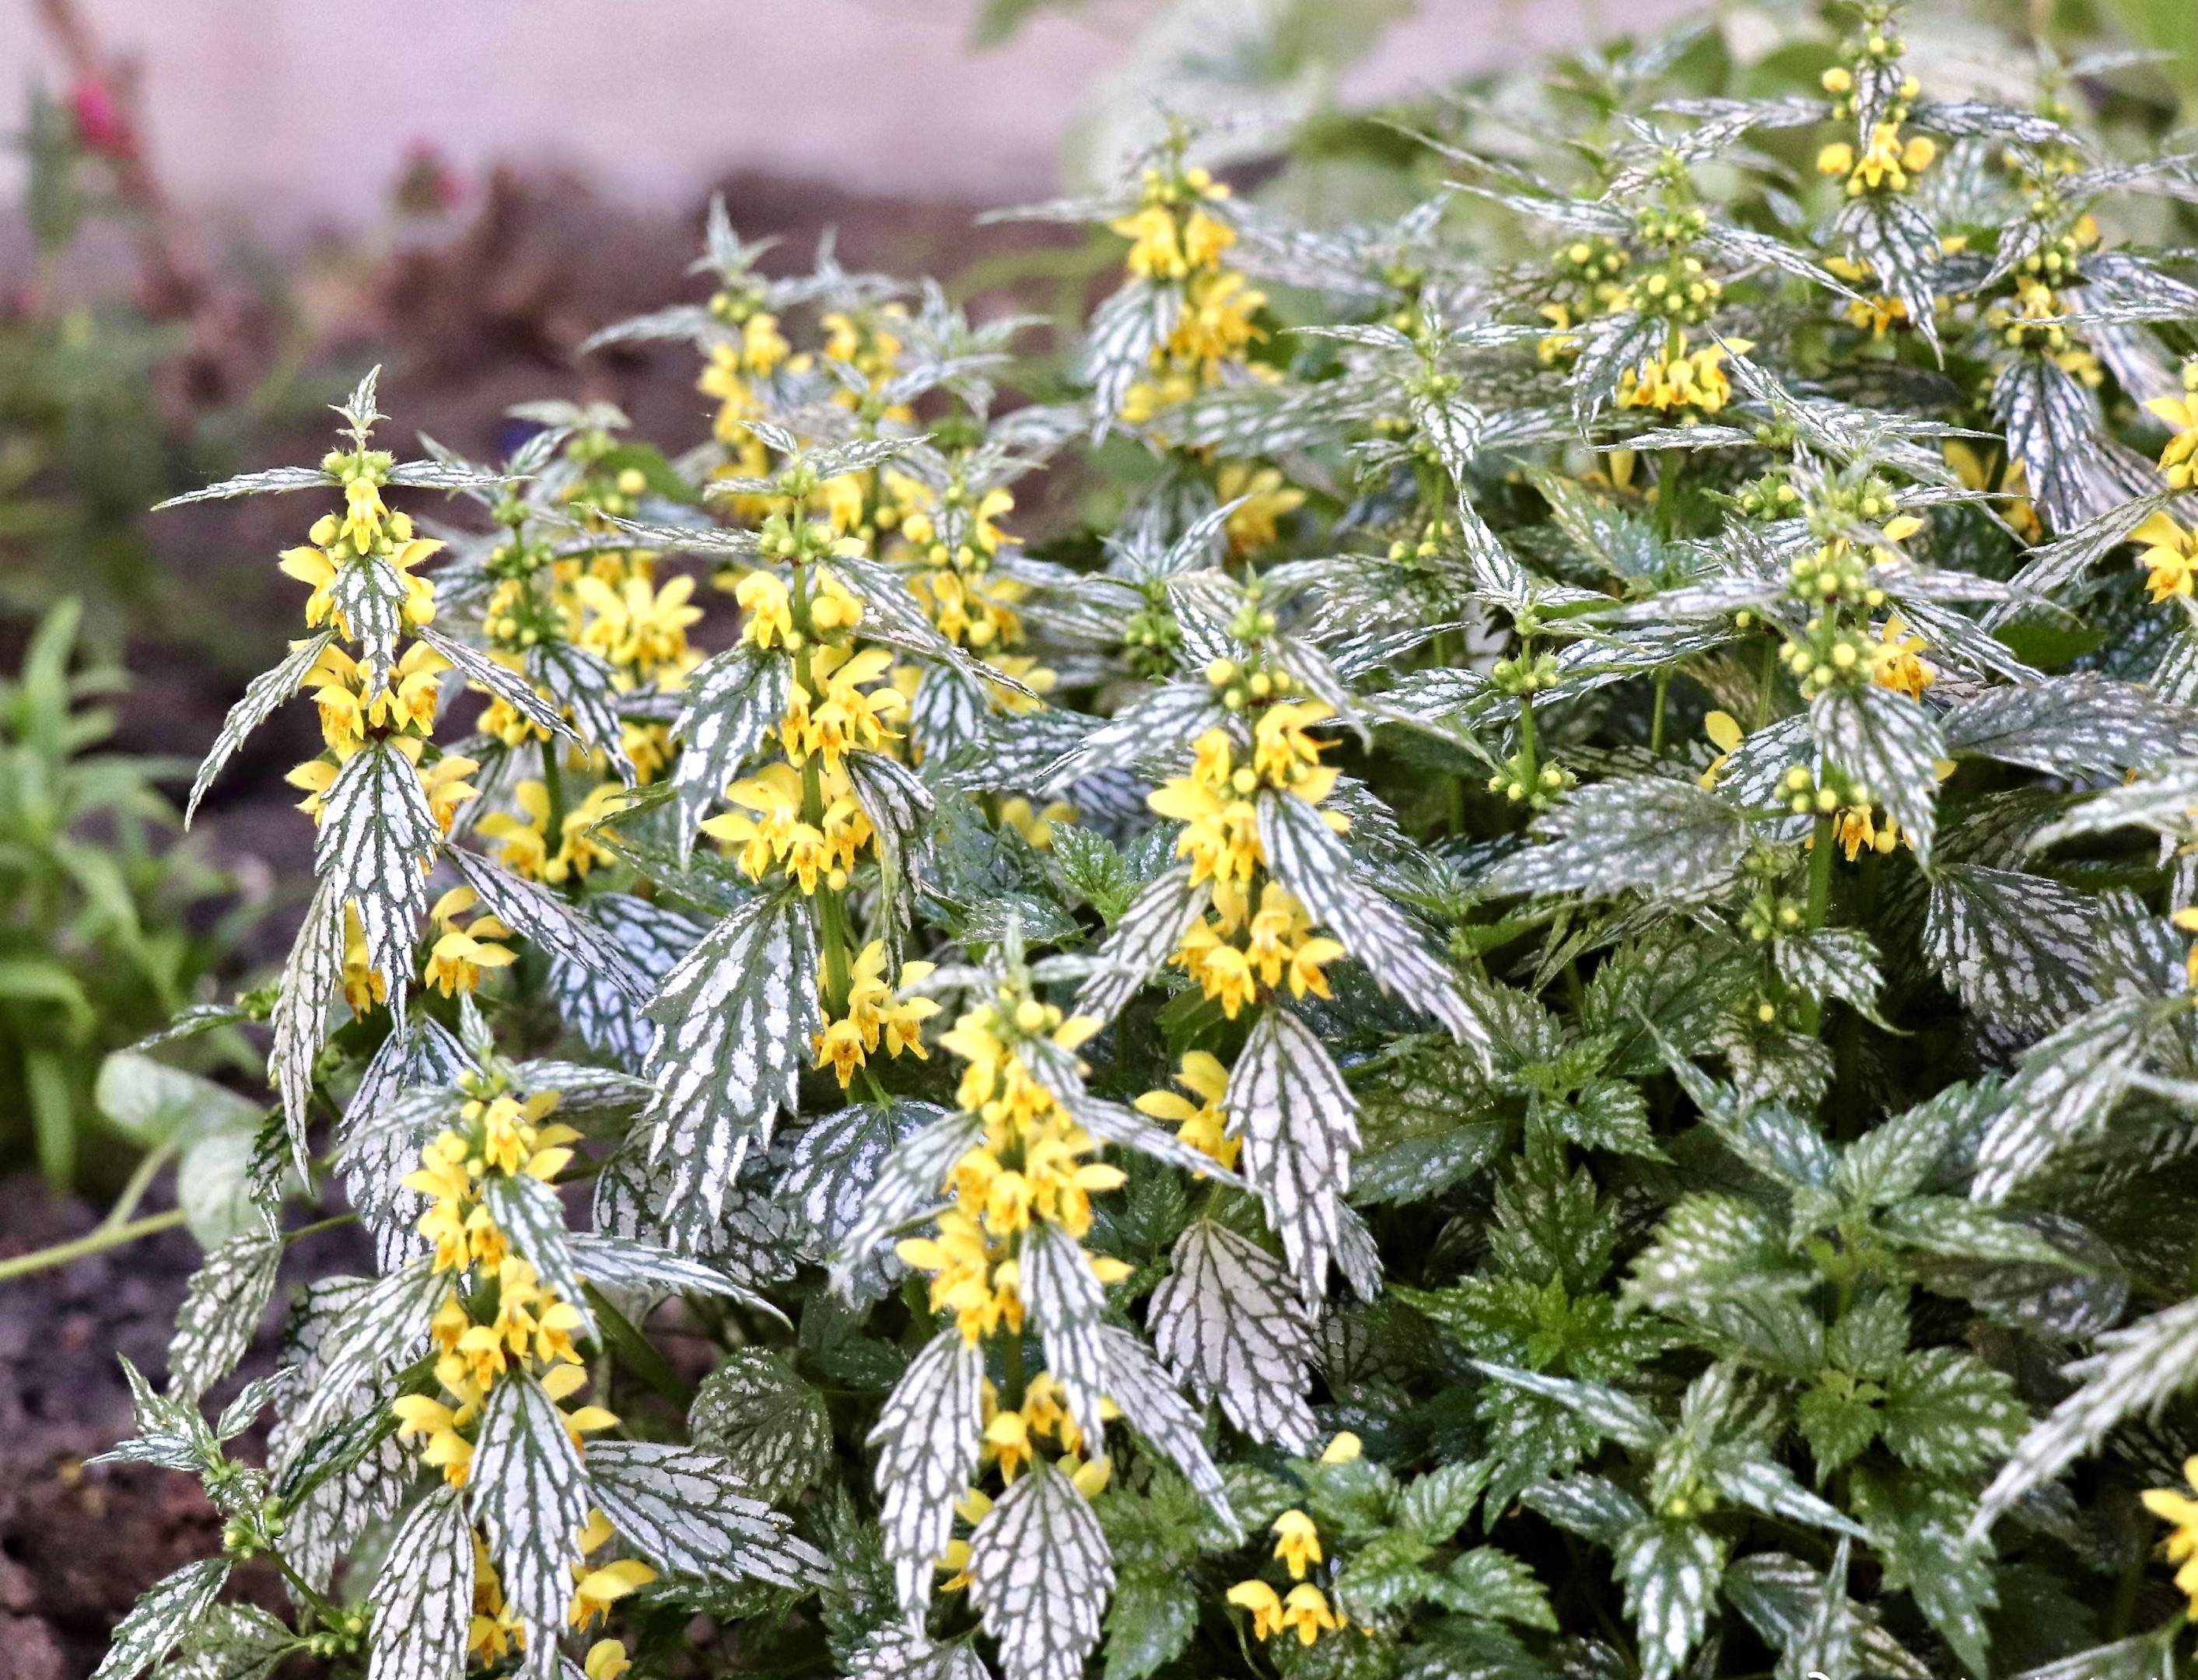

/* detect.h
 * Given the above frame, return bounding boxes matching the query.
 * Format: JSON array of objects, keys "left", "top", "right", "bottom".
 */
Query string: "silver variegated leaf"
[
  {"left": 1710, "top": 1458, "right": 1868, "bottom": 1539},
  {"left": 446, "top": 847, "right": 650, "bottom": 1003},
  {"left": 846, "top": 750, "right": 934, "bottom": 945},
  {"left": 831, "top": 1109, "right": 984, "bottom": 1294},
  {"left": 548, "top": 892, "right": 705, "bottom": 1070},
  {"left": 1808, "top": 683, "right": 1945, "bottom": 867},
  {"left": 869, "top": 1328, "right": 985, "bottom": 1612},
  {"left": 270, "top": 880, "right": 347, "bottom": 1174},
  {"left": 1484, "top": 776, "right": 1752, "bottom": 901},
  {"left": 845, "top": 1622, "right": 990, "bottom": 1680},
  {"left": 1226, "top": 1006, "right": 1359, "bottom": 1300},
  {"left": 166, "top": 1230, "right": 282, "bottom": 1403},
  {"left": 1972, "top": 1292, "right": 2198, "bottom": 1538},
  {"left": 1256, "top": 790, "right": 1486, "bottom": 1052},
  {"left": 1970, "top": 994, "right": 2165, "bottom": 1204},
  {"left": 93, "top": 1558, "right": 231, "bottom": 1680},
  {"left": 1071, "top": 865, "right": 1206, "bottom": 1024},
  {"left": 411, "top": 625, "right": 576, "bottom": 746},
  {"left": 366, "top": 1486, "right": 474, "bottom": 1680},
  {"left": 1147, "top": 1220, "right": 1318, "bottom": 1451},
  {"left": 1041, "top": 683, "right": 1228, "bottom": 796},
  {"left": 1613, "top": 1521, "right": 1722, "bottom": 1680},
  {"left": 528, "top": 640, "right": 635, "bottom": 782},
  {"left": 566, "top": 1232, "right": 780, "bottom": 1311},
  {"left": 967, "top": 1459, "right": 1115, "bottom": 1680},
  {"left": 1093, "top": 1324, "right": 1236, "bottom": 1534},
  {"left": 156, "top": 464, "right": 333, "bottom": 506},
  {"left": 1995, "top": 353, "right": 2157, "bottom": 534},
  {"left": 158, "top": 1604, "right": 297, "bottom": 1680},
  {"left": 689, "top": 1349, "right": 834, "bottom": 1503},
  {"left": 781, "top": 1101, "right": 943, "bottom": 1260},
  {"left": 468, "top": 1370, "right": 593, "bottom": 1642},
  {"left": 1472, "top": 1363, "right": 1666, "bottom": 1452},
  {"left": 187, "top": 633, "right": 336, "bottom": 825},
  {"left": 1724, "top": 1551, "right": 1929, "bottom": 1680},
  {"left": 1772, "top": 927, "right": 1885, "bottom": 1024},
  {"left": 586, "top": 1440, "right": 826, "bottom": 1587},
  {"left": 1941, "top": 675, "right": 2198, "bottom": 777},
  {"left": 482, "top": 1173, "right": 595, "bottom": 1340},
  {"left": 1923, "top": 865, "right": 2098, "bottom": 1034},
  {"left": 1021, "top": 1220, "right": 1111, "bottom": 1451},
  {"left": 317, "top": 739, "right": 439, "bottom": 1017},
  {"left": 292, "top": 1257, "right": 444, "bottom": 1440},
  {"left": 327, "top": 555, "right": 408, "bottom": 696},
  {"left": 1083, "top": 278, "right": 1181, "bottom": 423},
  {"left": 669, "top": 642, "right": 790, "bottom": 859},
  {"left": 1056, "top": 1090, "right": 1245, "bottom": 1185},
  {"left": 338, "top": 1018, "right": 471, "bottom": 1269},
  {"left": 642, "top": 891, "right": 819, "bottom": 1243}
]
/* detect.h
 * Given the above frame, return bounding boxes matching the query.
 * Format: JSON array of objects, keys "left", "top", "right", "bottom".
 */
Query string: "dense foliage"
[{"left": 96, "top": 7, "right": 2198, "bottom": 1680}]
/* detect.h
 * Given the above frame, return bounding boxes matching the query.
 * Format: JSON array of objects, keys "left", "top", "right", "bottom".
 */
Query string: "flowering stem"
[
  {"left": 1797, "top": 814, "right": 1837, "bottom": 1034},
  {"left": 539, "top": 743, "right": 566, "bottom": 856},
  {"left": 1752, "top": 636, "right": 1778, "bottom": 730},
  {"left": 0, "top": 1208, "right": 187, "bottom": 1283},
  {"left": 1656, "top": 449, "right": 1681, "bottom": 544},
  {"left": 1516, "top": 690, "right": 1539, "bottom": 793},
  {"left": 584, "top": 1282, "right": 695, "bottom": 1408},
  {"left": 1650, "top": 670, "right": 1671, "bottom": 757}
]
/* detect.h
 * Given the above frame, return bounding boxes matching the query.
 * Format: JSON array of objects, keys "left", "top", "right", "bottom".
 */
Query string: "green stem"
[
  {"left": 284, "top": 1213, "right": 359, "bottom": 1246},
  {"left": 1517, "top": 689, "right": 1539, "bottom": 792},
  {"left": 539, "top": 742, "right": 567, "bottom": 854},
  {"left": 1656, "top": 448, "right": 1681, "bottom": 544},
  {"left": 103, "top": 1143, "right": 175, "bottom": 1230},
  {"left": 584, "top": 1283, "right": 695, "bottom": 1409},
  {"left": 1650, "top": 670, "right": 1671, "bottom": 757},
  {"left": 1752, "top": 635, "right": 1779, "bottom": 730},
  {"left": 0, "top": 1209, "right": 188, "bottom": 1283},
  {"left": 1798, "top": 814, "right": 1837, "bottom": 1035},
  {"left": 1002, "top": 1320, "right": 1027, "bottom": 1412}
]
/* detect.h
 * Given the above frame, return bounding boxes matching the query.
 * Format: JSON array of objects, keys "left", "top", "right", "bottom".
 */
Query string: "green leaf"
[
  {"left": 1485, "top": 776, "right": 1754, "bottom": 902},
  {"left": 1052, "top": 825, "right": 1136, "bottom": 923},
  {"left": 1102, "top": 1573, "right": 1198, "bottom": 1680},
  {"left": 1398, "top": 1458, "right": 1493, "bottom": 1543},
  {"left": 93, "top": 1558, "right": 230, "bottom": 1680},
  {"left": 1850, "top": 1466, "right": 1996, "bottom": 1675},
  {"left": 1612, "top": 1519, "right": 1723, "bottom": 1680},
  {"left": 1881, "top": 1348, "right": 2027, "bottom": 1476},
  {"left": 158, "top": 1604, "right": 297, "bottom": 1680},
  {"left": 96, "top": 1052, "right": 259, "bottom": 1148},
  {"left": 690, "top": 1348, "right": 834, "bottom": 1504},
  {"left": 1810, "top": 682, "right": 1946, "bottom": 866},
  {"left": 1431, "top": 1546, "right": 1558, "bottom": 1629},
  {"left": 1333, "top": 1526, "right": 1439, "bottom": 1617}
]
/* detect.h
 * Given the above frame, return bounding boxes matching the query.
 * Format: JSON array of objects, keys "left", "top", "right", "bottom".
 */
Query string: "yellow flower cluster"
[
  {"left": 1109, "top": 163, "right": 1272, "bottom": 425},
  {"left": 1986, "top": 276, "right": 2102, "bottom": 385},
  {"left": 1216, "top": 463, "right": 1305, "bottom": 558},
  {"left": 704, "top": 760, "right": 873, "bottom": 894},
  {"left": 2141, "top": 1454, "right": 2198, "bottom": 1615},
  {"left": 894, "top": 995, "right": 1126, "bottom": 1343},
  {"left": 422, "top": 885, "right": 516, "bottom": 997},
  {"left": 1226, "top": 1434, "right": 1363, "bottom": 1647},
  {"left": 937, "top": 1386, "right": 1115, "bottom": 1588},
  {"left": 1818, "top": 123, "right": 1935, "bottom": 197},
  {"left": 1616, "top": 334, "right": 1746, "bottom": 415},
  {"left": 464, "top": 1503, "right": 652, "bottom": 1668},
  {"left": 1146, "top": 713, "right": 1349, "bottom": 1017},
  {"left": 2147, "top": 364, "right": 2198, "bottom": 492},
  {"left": 1134, "top": 1052, "right": 1237, "bottom": 1173},
  {"left": 821, "top": 302, "right": 914, "bottom": 423},
  {"left": 478, "top": 779, "right": 627, "bottom": 886},
  {"left": 2133, "top": 513, "right": 2198, "bottom": 604},
  {"left": 813, "top": 939, "right": 940, "bottom": 1086},
  {"left": 700, "top": 295, "right": 793, "bottom": 482},
  {"left": 782, "top": 646, "right": 906, "bottom": 768}
]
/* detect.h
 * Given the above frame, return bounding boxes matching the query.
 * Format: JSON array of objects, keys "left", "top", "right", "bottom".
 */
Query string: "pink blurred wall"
[{"left": 1, "top": 0, "right": 1706, "bottom": 229}]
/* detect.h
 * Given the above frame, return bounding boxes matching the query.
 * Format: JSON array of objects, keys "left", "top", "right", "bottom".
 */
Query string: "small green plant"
[
  {"left": 86, "top": 5, "right": 2198, "bottom": 1680},
  {"left": 0, "top": 598, "right": 242, "bottom": 1188}
]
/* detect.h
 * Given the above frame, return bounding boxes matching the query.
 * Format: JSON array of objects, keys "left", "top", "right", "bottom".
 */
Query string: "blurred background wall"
[{"left": 0, "top": 0, "right": 1706, "bottom": 236}]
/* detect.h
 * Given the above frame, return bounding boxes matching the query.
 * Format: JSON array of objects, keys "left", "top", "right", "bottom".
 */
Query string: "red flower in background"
[{"left": 67, "top": 74, "right": 135, "bottom": 161}]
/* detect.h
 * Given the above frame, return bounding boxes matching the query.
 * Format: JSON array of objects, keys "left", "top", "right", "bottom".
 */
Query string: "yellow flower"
[
  {"left": 574, "top": 572, "right": 702, "bottom": 677},
  {"left": 1134, "top": 1051, "right": 1239, "bottom": 1174},
  {"left": 1320, "top": 1432, "right": 1362, "bottom": 1464},
  {"left": 1228, "top": 1580, "right": 1285, "bottom": 1640},
  {"left": 1698, "top": 711, "right": 1744, "bottom": 790},
  {"left": 1870, "top": 616, "right": 1935, "bottom": 700},
  {"left": 340, "top": 903, "right": 386, "bottom": 1015},
  {"left": 2136, "top": 512, "right": 2198, "bottom": 604},
  {"left": 1216, "top": 463, "right": 1305, "bottom": 556},
  {"left": 2144, "top": 1455, "right": 2198, "bottom": 1614},
  {"left": 1272, "top": 1509, "right": 1322, "bottom": 1580},
  {"left": 999, "top": 796, "right": 1076, "bottom": 850},
  {"left": 736, "top": 569, "right": 794, "bottom": 649},
  {"left": 422, "top": 886, "right": 517, "bottom": 997},
  {"left": 1617, "top": 335, "right": 1746, "bottom": 415},
  {"left": 341, "top": 474, "right": 390, "bottom": 551},
  {"left": 584, "top": 1640, "right": 632, "bottom": 1680},
  {"left": 420, "top": 754, "right": 481, "bottom": 834},
  {"left": 1278, "top": 1583, "right": 1345, "bottom": 1646},
  {"left": 2147, "top": 369, "right": 2198, "bottom": 489},
  {"left": 704, "top": 761, "right": 806, "bottom": 879}
]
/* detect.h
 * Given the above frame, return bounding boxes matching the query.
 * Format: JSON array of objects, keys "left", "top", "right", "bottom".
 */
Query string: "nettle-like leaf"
[
  {"left": 528, "top": 639, "right": 635, "bottom": 782},
  {"left": 187, "top": 632, "right": 335, "bottom": 824},
  {"left": 327, "top": 555, "right": 408, "bottom": 695},
  {"left": 642, "top": 890, "right": 819, "bottom": 1241},
  {"left": 446, "top": 847, "right": 653, "bottom": 1003},
  {"left": 1970, "top": 994, "right": 2167, "bottom": 1204},
  {"left": 846, "top": 748, "right": 935, "bottom": 944},
  {"left": 366, "top": 1484, "right": 474, "bottom": 1680},
  {"left": 870, "top": 1328, "right": 985, "bottom": 1612},
  {"left": 669, "top": 642, "right": 791, "bottom": 858},
  {"left": 1612, "top": 1521, "right": 1722, "bottom": 1680},
  {"left": 1923, "top": 865, "right": 2098, "bottom": 1033},
  {"left": 1093, "top": 1324, "right": 1236, "bottom": 1534},
  {"left": 968, "top": 1458, "right": 1115, "bottom": 1680},
  {"left": 159, "top": 1604, "right": 298, "bottom": 1680},
  {"left": 467, "top": 1369, "right": 594, "bottom": 1641},
  {"left": 1941, "top": 674, "right": 2198, "bottom": 778},
  {"left": 689, "top": 1348, "right": 834, "bottom": 1504},
  {"left": 1723, "top": 1552, "right": 1930, "bottom": 1680},
  {"left": 413, "top": 625, "right": 576, "bottom": 747},
  {"left": 317, "top": 738, "right": 439, "bottom": 1011},
  {"left": 167, "top": 1229, "right": 282, "bottom": 1402},
  {"left": 1486, "top": 776, "right": 1753, "bottom": 901},
  {"left": 1850, "top": 1467, "right": 1996, "bottom": 1674},
  {"left": 1023, "top": 1219, "right": 1113, "bottom": 1451},
  {"left": 1073, "top": 864, "right": 1206, "bottom": 1024},
  {"left": 586, "top": 1440, "right": 827, "bottom": 1587},
  {"left": 482, "top": 1172, "right": 595, "bottom": 1340},
  {"left": 547, "top": 891, "right": 705, "bottom": 1070},
  {"left": 782, "top": 1100, "right": 943, "bottom": 1263},
  {"left": 1809, "top": 683, "right": 1945, "bottom": 867},
  {"left": 271, "top": 879, "right": 348, "bottom": 1167},
  {"left": 845, "top": 1623, "right": 989, "bottom": 1680},
  {"left": 832, "top": 1108, "right": 984, "bottom": 1293},
  {"left": 93, "top": 1557, "right": 231, "bottom": 1680},
  {"left": 1226, "top": 1005, "right": 1360, "bottom": 1300},
  {"left": 1148, "top": 1220, "right": 1318, "bottom": 1452}
]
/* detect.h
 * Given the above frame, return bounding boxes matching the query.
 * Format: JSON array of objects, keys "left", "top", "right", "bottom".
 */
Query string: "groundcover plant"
[{"left": 90, "top": 6, "right": 2198, "bottom": 1680}]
